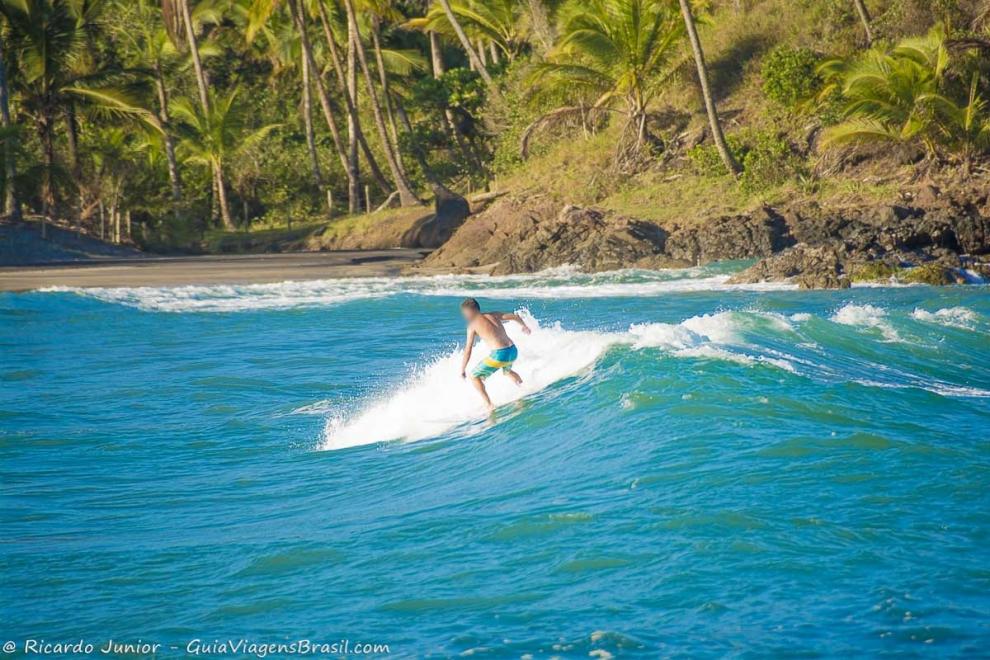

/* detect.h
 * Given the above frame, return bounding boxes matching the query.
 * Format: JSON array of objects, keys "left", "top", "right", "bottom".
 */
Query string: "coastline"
[{"left": 0, "top": 249, "right": 429, "bottom": 292}]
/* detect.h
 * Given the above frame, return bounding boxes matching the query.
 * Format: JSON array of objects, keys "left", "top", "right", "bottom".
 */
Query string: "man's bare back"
[{"left": 469, "top": 312, "right": 515, "bottom": 349}]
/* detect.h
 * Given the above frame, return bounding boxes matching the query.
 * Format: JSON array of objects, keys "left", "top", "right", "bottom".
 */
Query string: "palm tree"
[
  {"left": 819, "top": 26, "right": 989, "bottom": 162},
  {"left": 312, "top": 0, "right": 391, "bottom": 197},
  {"left": 408, "top": 0, "right": 529, "bottom": 63},
  {"left": 173, "top": 88, "right": 280, "bottom": 229},
  {"left": 852, "top": 0, "right": 873, "bottom": 46},
  {"left": 89, "top": 126, "right": 143, "bottom": 243},
  {"left": 162, "top": 0, "right": 212, "bottom": 111},
  {"left": 435, "top": 0, "right": 493, "bottom": 84},
  {"left": 677, "top": 0, "right": 740, "bottom": 174},
  {"left": 0, "top": 33, "right": 21, "bottom": 221},
  {"left": 1, "top": 0, "right": 153, "bottom": 236},
  {"left": 286, "top": 0, "right": 365, "bottom": 213},
  {"left": 122, "top": 0, "right": 185, "bottom": 215},
  {"left": 162, "top": 0, "right": 235, "bottom": 224},
  {"left": 526, "top": 0, "right": 687, "bottom": 150},
  {"left": 341, "top": 0, "right": 421, "bottom": 206},
  {"left": 299, "top": 40, "right": 326, "bottom": 196}
]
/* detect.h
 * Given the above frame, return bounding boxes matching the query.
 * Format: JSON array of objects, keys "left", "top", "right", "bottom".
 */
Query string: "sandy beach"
[{"left": 0, "top": 249, "right": 429, "bottom": 292}]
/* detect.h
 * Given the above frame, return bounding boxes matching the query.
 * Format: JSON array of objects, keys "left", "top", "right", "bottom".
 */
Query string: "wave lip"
[
  {"left": 911, "top": 306, "right": 980, "bottom": 330},
  {"left": 832, "top": 303, "right": 901, "bottom": 342}
]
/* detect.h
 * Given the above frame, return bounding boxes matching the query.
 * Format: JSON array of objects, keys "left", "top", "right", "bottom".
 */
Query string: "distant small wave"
[
  {"left": 40, "top": 265, "right": 795, "bottom": 313},
  {"left": 832, "top": 303, "right": 901, "bottom": 342},
  {"left": 911, "top": 306, "right": 980, "bottom": 330}
]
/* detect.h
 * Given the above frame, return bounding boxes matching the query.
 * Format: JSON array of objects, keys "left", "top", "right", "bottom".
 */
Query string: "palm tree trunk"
[
  {"left": 40, "top": 116, "right": 54, "bottom": 239},
  {"left": 477, "top": 38, "right": 489, "bottom": 67},
  {"left": 346, "top": 18, "right": 361, "bottom": 212},
  {"left": 370, "top": 18, "right": 402, "bottom": 154},
  {"left": 153, "top": 62, "right": 182, "bottom": 213},
  {"left": 437, "top": 0, "right": 493, "bottom": 84},
  {"left": 214, "top": 159, "right": 234, "bottom": 230},
  {"left": 110, "top": 193, "right": 119, "bottom": 243},
  {"left": 288, "top": 0, "right": 358, "bottom": 212},
  {"left": 179, "top": 0, "right": 235, "bottom": 229},
  {"left": 0, "top": 45, "right": 21, "bottom": 222},
  {"left": 852, "top": 0, "right": 873, "bottom": 46},
  {"left": 342, "top": 0, "right": 421, "bottom": 206},
  {"left": 315, "top": 0, "right": 390, "bottom": 193},
  {"left": 300, "top": 47, "right": 325, "bottom": 192},
  {"left": 678, "top": 0, "right": 740, "bottom": 175},
  {"left": 179, "top": 0, "right": 211, "bottom": 113},
  {"left": 65, "top": 106, "right": 81, "bottom": 229},
  {"left": 429, "top": 31, "right": 445, "bottom": 78}
]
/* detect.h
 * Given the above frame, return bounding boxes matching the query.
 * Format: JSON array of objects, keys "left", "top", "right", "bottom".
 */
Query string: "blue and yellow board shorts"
[{"left": 471, "top": 344, "right": 518, "bottom": 380}]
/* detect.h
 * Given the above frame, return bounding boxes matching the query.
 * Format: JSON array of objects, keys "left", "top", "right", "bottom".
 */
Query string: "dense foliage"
[{"left": 0, "top": 0, "right": 987, "bottom": 249}]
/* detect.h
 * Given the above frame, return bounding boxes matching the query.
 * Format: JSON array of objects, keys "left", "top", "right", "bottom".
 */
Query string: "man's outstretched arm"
[
  {"left": 498, "top": 312, "right": 531, "bottom": 334},
  {"left": 460, "top": 327, "right": 477, "bottom": 378}
]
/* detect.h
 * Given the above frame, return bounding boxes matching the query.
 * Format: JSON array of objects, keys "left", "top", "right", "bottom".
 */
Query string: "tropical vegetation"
[{"left": 0, "top": 0, "right": 987, "bottom": 249}]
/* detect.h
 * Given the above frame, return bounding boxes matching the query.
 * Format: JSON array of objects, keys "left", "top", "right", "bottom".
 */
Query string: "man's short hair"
[{"left": 460, "top": 298, "right": 480, "bottom": 312}]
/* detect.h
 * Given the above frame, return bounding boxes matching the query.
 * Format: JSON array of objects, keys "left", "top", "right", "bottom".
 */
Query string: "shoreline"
[{"left": 0, "top": 250, "right": 430, "bottom": 292}]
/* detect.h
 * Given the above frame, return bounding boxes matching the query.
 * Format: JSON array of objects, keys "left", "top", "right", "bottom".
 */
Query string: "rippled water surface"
[{"left": 2, "top": 265, "right": 989, "bottom": 656}]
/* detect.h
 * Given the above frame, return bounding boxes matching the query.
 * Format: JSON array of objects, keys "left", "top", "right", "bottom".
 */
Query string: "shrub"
[
  {"left": 850, "top": 261, "right": 899, "bottom": 282},
  {"left": 688, "top": 130, "right": 805, "bottom": 193},
  {"left": 761, "top": 46, "right": 822, "bottom": 110},
  {"left": 687, "top": 134, "right": 749, "bottom": 177},
  {"left": 739, "top": 131, "right": 805, "bottom": 193}
]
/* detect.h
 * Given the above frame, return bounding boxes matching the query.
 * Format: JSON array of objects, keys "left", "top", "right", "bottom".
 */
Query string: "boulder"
[
  {"left": 403, "top": 188, "right": 471, "bottom": 248},
  {"left": 421, "top": 198, "right": 674, "bottom": 274},
  {"left": 663, "top": 206, "right": 794, "bottom": 264},
  {"left": 729, "top": 243, "right": 849, "bottom": 289}
]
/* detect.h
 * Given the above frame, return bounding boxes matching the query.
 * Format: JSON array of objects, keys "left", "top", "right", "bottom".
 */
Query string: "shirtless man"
[{"left": 458, "top": 298, "right": 531, "bottom": 410}]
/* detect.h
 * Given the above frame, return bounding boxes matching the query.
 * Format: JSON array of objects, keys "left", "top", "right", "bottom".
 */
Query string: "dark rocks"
[
  {"left": 420, "top": 199, "right": 677, "bottom": 274},
  {"left": 404, "top": 188, "right": 472, "bottom": 248},
  {"left": 501, "top": 205, "right": 670, "bottom": 274},
  {"left": 729, "top": 243, "right": 850, "bottom": 289},
  {"left": 420, "top": 173, "right": 989, "bottom": 287},
  {"left": 664, "top": 206, "right": 794, "bottom": 264}
]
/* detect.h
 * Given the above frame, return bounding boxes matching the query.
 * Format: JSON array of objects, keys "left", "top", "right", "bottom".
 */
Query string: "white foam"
[
  {"left": 42, "top": 267, "right": 796, "bottom": 313},
  {"left": 319, "top": 310, "right": 797, "bottom": 450},
  {"left": 911, "top": 307, "right": 979, "bottom": 330},
  {"left": 854, "top": 379, "right": 990, "bottom": 399},
  {"left": 832, "top": 303, "right": 901, "bottom": 342},
  {"left": 320, "top": 311, "right": 613, "bottom": 449}
]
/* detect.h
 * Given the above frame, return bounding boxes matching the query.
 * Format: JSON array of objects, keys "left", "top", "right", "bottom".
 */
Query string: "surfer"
[{"left": 459, "top": 298, "right": 531, "bottom": 411}]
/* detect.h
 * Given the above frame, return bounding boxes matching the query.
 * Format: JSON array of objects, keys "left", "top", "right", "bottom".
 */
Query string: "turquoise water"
[{"left": 2, "top": 265, "right": 989, "bottom": 656}]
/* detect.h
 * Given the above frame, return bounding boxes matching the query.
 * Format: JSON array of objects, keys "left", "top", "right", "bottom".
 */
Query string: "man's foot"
[{"left": 506, "top": 370, "right": 523, "bottom": 386}]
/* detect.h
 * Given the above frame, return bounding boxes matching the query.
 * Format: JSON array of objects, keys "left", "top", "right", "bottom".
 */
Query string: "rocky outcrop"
[
  {"left": 403, "top": 188, "right": 472, "bottom": 248},
  {"left": 417, "top": 176, "right": 990, "bottom": 287},
  {"left": 730, "top": 243, "right": 850, "bottom": 289},
  {"left": 421, "top": 199, "right": 677, "bottom": 274},
  {"left": 663, "top": 206, "right": 794, "bottom": 264},
  {"left": 420, "top": 198, "right": 801, "bottom": 275},
  {"left": 728, "top": 182, "right": 990, "bottom": 288}
]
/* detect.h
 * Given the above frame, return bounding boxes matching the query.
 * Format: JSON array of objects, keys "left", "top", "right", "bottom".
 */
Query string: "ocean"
[{"left": 2, "top": 263, "right": 989, "bottom": 656}]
